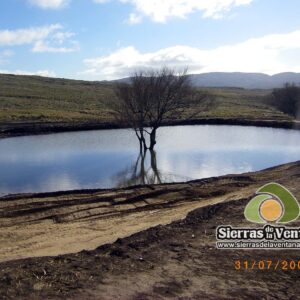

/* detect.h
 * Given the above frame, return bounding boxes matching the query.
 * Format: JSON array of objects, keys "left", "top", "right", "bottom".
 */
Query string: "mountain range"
[
  {"left": 115, "top": 72, "right": 300, "bottom": 89},
  {"left": 188, "top": 72, "right": 300, "bottom": 89},
  {"left": 1, "top": 71, "right": 300, "bottom": 90}
]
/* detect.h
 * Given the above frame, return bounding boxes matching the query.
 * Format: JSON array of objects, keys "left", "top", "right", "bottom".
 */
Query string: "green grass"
[
  {"left": 0, "top": 74, "right": 116, "bottom": 122},
  {"left": 0, "top": 74, "right": 293, "bottom": 124},
  {"left": 178, "top": 87, "right": 291, "bottom": 122}
]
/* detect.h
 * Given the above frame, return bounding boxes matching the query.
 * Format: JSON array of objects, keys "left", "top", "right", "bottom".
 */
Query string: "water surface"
[{"left": 0, "top": 125, "right": 299, "bottom": 195}]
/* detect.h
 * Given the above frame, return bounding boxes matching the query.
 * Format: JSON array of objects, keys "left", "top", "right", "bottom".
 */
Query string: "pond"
[{"left": 0, "top": 125, "right": 299, "bottom": 196}]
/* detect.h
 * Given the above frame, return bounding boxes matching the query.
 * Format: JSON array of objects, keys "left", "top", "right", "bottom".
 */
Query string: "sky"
[{"left": 0, "top": 0, "right": 300, "bottom": 80}]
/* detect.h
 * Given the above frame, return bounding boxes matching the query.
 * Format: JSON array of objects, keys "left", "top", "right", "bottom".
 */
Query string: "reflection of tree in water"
[
  {"left": 115, "top": 150, "right": 161, "bottom": 187},
  {"left": 114, "top": 150, "right": 192, "bottom": 187}
]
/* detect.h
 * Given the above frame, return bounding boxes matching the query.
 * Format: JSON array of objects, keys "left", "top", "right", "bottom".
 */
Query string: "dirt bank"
[
  {"left": 0, "top": 161, "right": 299, "bottom": 299},
  {"left": 1, "top": 118, "right": 299, "bottom": 139}
]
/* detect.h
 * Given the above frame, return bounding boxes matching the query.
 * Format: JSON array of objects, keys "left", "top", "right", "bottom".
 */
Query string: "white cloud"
[
  {"left": 28, "top": 0, "right": 69, "bottom": 9},
  {"left": 53, "top": 31, "right": 75, "bottom": 44},
  {"left": 0, "top": 24, "right": 79, "bottom": 53},
  {"left": 0, "top": 69, "right": 56, "bottom": 77},
  {"left": 32, "top": 40, "right": 79, "bottom": 53},
  {"left": 94, "top": 0, "right": 253, "bottom": 22},
  {"left": 0, "top": 24, "right": 62, "bottom": 46},
  {"left": 128, "top": 13, "right": 142, "bottom": 24},
  {"left": 28, "top": 0, "right": 253, "bottom": 19},
  {"left": 82, "top": 30, "right": 300, "bottom": 80}
]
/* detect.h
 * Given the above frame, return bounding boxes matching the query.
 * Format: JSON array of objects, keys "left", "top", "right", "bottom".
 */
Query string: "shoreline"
[
  {"left": 0, "top": 117, "right": 299, "bottom": 139},
  {"left": 0, "top": 161, "right": 299, "bottom": 299}
]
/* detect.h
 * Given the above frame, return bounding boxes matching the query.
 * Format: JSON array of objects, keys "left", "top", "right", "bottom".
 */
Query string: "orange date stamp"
[{"left": 234, "top": 259, "right": 300, "bottom": 271}]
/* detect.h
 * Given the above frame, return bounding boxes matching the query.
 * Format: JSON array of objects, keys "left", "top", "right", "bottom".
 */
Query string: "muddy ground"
[
  {"left": 0, "top": 161, "right": 300, "bottom": 299},
  {"left": 1, "top": 118, "right": 299, "bottom": 139}
]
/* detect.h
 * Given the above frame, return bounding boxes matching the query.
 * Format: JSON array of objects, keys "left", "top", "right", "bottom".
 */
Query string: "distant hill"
[
  {"left": 188, "top": 72, "right": 300, "bottom": 89},
  {"left": 114, "top": 72, "right": 300, "bottom": 89}
]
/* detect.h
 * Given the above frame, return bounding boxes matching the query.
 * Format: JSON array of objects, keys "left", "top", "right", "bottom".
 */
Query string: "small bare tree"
[
  {"left": 143, "top": 67, "right": 192, "bottom": 149},
  {"left": 112, "top": 67, "right": 206, "bottom": 151}
]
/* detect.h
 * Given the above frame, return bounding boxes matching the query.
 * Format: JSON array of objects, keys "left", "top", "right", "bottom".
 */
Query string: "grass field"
[{"left": 0, "top": 73, "right": 292, "bottom": 124}]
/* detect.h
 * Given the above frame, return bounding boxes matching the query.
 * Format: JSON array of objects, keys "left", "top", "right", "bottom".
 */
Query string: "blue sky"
[{"left": 0, "top": 0, "right": 300, "bottom": 80}]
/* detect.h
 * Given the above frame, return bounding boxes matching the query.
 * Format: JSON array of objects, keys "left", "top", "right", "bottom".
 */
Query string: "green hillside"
[
  {"left": 0, "top": 73, "right": 292, "bottom": 124},
  {"left": 0, "top": 74, "right": 116, "bottom": 123}
]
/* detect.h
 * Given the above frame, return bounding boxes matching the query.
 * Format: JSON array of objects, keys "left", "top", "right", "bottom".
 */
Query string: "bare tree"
[
  {"left": 143, "top": 67, "right": 193, "bottom": 149},
  {"left": 112, "top": 67, "right": 207, "bottom": 151}
]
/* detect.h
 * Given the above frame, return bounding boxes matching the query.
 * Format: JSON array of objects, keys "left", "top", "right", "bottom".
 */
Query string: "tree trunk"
[
  {"left": 140, "top": 130, "right": 147, "bottom": 153},
  {"left": 139, "top": 139, "right": 143, "bottom": 153},
  {"left": 150, "top": 150, "right": 161, "bottom": 184},
  {"left": 136, "top": 129, "right": 147, "bottom": 153},
  {"left": 149, "top": 128, "right": 157, "bottom": 150},
  {"left": 140, "top": 150, "right": 146, "bottom": 184}
]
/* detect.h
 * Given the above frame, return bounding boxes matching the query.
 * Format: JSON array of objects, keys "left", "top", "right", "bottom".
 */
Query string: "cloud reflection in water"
[{"left": 0, "top": 125, "right": 299, "bottom": 195}]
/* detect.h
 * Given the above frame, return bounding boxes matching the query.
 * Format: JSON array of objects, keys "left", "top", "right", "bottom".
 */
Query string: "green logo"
[{"left": 244, "top": 183, "right": 299, "bottom": 224}]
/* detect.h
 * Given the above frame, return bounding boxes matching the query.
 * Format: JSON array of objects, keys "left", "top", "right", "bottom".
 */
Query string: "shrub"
[{"left": 267, "top": 83, "right": 300, "bottom": 119}]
